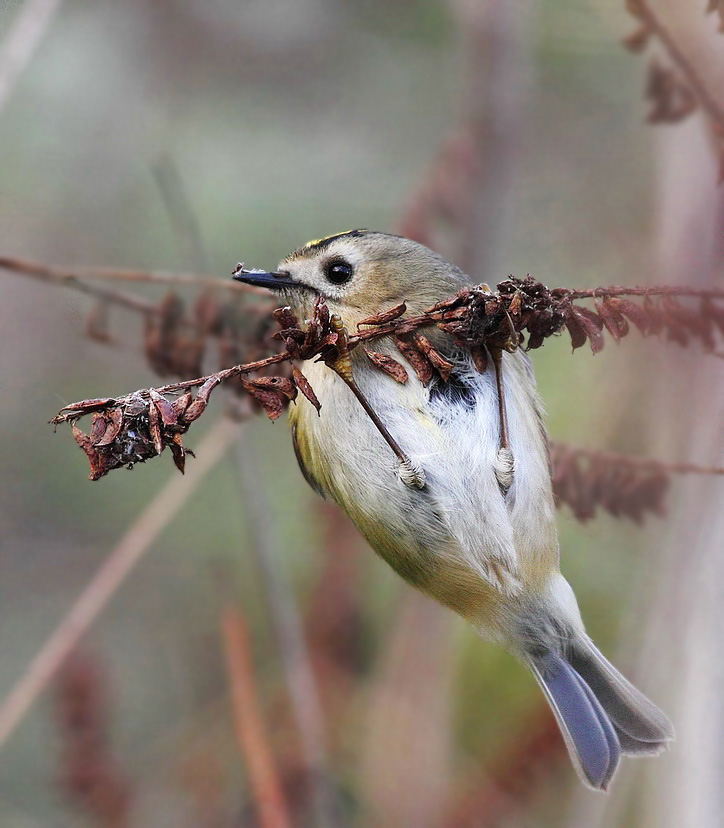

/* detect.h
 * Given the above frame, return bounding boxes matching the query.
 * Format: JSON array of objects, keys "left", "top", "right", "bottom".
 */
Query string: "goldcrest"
[{"left": 234, "top": 230, "right": 673, "bottom": 790}]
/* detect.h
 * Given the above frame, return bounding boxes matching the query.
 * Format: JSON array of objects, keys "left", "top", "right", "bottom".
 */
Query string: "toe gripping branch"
[{"left": 325, "top": 316, "right": 426, "bottom": 490}]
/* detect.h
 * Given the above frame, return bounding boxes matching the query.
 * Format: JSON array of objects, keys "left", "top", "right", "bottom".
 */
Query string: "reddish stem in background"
[{"left": 221, "top": 604, "right": 292, "bottom": 828}]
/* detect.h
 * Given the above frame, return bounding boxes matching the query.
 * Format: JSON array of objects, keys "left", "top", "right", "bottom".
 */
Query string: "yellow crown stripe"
[{"left": 303, "top": 229, "right": 369, "bottom": 249}]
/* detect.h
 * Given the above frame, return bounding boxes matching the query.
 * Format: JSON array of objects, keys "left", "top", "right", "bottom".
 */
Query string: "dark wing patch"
[{"left": 429, "top": 372, "right": 477, "bottom": 409}]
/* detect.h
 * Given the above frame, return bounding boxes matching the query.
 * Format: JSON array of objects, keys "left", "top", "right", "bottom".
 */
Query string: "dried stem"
[
  {"left": 0, "top": 417, "right": 242, "bottom": 751},
  {"left": 221, "top": 604, "right": 292, "bottom": 828},
  {"left": 52, "top": 278, "right": 724, "bottom": 423},
  {"left": 550, "top": 441, "right": 724, "bottom": 477},
  {"left": 0, "top": 253, "right": 256, "bottom": 294},
  {"left": 564, "top": 284, "right": 724, "bottom": 300},
  {"left": 50, "top": 274, "right": 724, "bottom": 484}
]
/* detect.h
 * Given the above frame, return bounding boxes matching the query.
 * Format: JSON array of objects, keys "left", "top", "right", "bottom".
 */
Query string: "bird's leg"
[
  {"left": 491, "top": 347, "right": 515, "bottom": 493},
  {"left": 326, "top": 316, "right": 426, "bottom": 490}
]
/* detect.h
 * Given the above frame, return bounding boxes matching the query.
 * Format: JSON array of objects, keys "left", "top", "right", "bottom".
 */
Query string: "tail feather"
[
  {"left": 568, "top": 639, "right": 674, "bottom": 746},
  {"left": 530, "top": 652, "right": 619, "bottom": 790},
  {"left": 614, "top": 728, "right": 668, "bottom": 757},
  {"left": 530, "top": 643, "right": 673, "bottom": 789},
  {"left": 568, "top": 667, "right": 621, "bottom": 789}
]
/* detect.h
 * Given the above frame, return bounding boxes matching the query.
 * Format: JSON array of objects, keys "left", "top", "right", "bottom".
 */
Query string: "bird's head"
[{"left": 233, "top": 230, "right": 471, "bottom": 328}]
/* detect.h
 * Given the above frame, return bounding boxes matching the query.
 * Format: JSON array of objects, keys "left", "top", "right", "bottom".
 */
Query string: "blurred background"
[{"left": 1, "top": 0, "right": 723, "bottom": 825}]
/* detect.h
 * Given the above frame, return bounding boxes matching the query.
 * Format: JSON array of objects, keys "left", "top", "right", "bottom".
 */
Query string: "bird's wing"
[{"left": 290, "top": 419, "right": 328, "bottom": 499}]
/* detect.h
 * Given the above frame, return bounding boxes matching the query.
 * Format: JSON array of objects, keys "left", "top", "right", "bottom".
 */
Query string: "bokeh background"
[{"left": 1, "top": 0, "right": 723, "bottom": 826}]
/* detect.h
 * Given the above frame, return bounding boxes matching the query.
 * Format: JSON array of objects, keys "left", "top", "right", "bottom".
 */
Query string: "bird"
[{"left": 233, "top": 229, "right": 673, "bottom": 790}]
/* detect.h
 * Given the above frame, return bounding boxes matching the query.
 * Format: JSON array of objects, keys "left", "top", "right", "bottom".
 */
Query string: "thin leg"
[
  {"left": 327, "top": 316, "right": 426, "bottom": 490},
  {"left": 491, "top": 347, "right": 515, "bottom": 492},
  {"left": 491, "top": 347, "right": 510, "bottom": 450}
]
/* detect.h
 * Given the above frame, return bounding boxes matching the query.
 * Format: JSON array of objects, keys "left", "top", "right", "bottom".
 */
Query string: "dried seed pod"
[
  {"left": 394, "top": 335, "right": 434, "bottom": 384},
  {"left": 358, "top": 302, "right": 407, "bottom": 327},
  {"left": 413, "top": 334, "right": 453, "bottom": 382},
  {"left": 292, "top": 366, "right": 322, "bottom": 411},
  {"left": 363, "top": 349, "right": 409, "bottom": 384},
  {"left": 570, "top": 307, "right": 605, "bottom": 354}
]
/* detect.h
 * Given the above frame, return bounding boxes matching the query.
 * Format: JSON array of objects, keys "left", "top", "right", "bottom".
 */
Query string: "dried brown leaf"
[
  {"left": 612, "top": 298, "right": 650, "bottom": 335},
  {"left": 413, "top": 334, "right": 453, "bottom": 382},
  {"left": 358, "top": 302, "right": 407, "bottom": 327},
  {"left": 701, "top": 297, "right": 724, "bottom": 336},
  {"left": 363, "top": 348, "right": 409, "bottom": 384},
  {"left": 597, "top": 298, "right": 629, "bottom": 343},
  {"left": 169, "top": 433, "right": 187, "bottom": 473},
  {"left": 570, "top": 306, "right": 605, "bottom": 354},
  {"left": 394, "top": 336, "right": 434, "bottom": 384},
  {"left": 292, "top": 366, "right": 322, "bottom": 411},
  {"left": 93, "top": 408, "right": 123, "bottom": 447},
  {"left": 564, "top": 314, "right": 588, "bottom": 351},
  {"left": 662, "top": 295, "right": 715, "bottom": 349},
  {"left": 148, "top": 398, "right": 163, "bottom": 455},
  {"left": 242, "top": 376, "right": 297, "bottom": 420},
  {"left": 659, "top": 297, "right": 690, "bottom": 346},
  {"left": 89, "top": 413, "right": 108, "bottom": 445},
  {"left": 150, "top": 390, "right": 179, "bottom": 427}
]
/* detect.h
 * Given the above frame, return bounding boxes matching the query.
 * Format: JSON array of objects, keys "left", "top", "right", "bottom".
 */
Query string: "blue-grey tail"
[{"left": 529, "top": 641, "right": 674, "bottom": 790}]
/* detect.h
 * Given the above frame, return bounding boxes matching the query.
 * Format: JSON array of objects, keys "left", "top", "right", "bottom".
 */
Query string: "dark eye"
[{"left": 324, "top": 258, "right": 353, "bottom": 285}]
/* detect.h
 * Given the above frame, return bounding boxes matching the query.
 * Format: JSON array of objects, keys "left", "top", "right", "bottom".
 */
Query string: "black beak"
[{"left": 232, "top": 264, "right": 299, "bottom": 290}]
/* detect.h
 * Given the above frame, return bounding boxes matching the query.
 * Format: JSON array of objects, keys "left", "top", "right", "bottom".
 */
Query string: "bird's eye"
[{"left": 324, "top": 258, "right": 354, "bottom": 285}]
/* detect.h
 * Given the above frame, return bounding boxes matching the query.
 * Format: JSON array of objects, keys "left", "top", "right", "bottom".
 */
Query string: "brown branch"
[
  {"left": 0, "top": 253, "right": 254, "bottom": 293},
  {"left": 564, "top": 284, "right": 724, "bottom": 300},
  {"left": 221, "top": 604, "right": 292, "bottom": 828},
  {"left": 6, "top": 262, "right": 162, "bottom": 316},
  {"left": 0, "top": 417, "right": 242, "bottom": 751},
  {"left": 50, "top": 279, "right": 724, "bottom": 480},
  {"left": 551, "top": 441, "right": 724, "bottom": 478}
]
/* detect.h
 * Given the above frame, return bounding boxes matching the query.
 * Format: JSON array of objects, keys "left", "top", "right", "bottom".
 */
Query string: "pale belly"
[{"left": 289, "top": 348, "right": 560, "bottom": 629}]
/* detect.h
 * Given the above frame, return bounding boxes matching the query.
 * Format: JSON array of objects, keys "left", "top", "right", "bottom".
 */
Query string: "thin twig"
[
  {"left": 0, "top": 417, "right": 243, "bottom": 751},
  {"left": 550, "top": 441, "right": 724, "bottom": 476},
  {"left": 11, "top": 266, "right": 161, "bottom": 316},
  {"left": 221, "top": 604, "right": 292, "bottom": 828},
  {"left": 0, "top": 0, "right": 64, "bottom": 115},
  {"left": 564, "top": 284, "right": 724, "bottom": 300},
  {"left": 0, "top": 254, "right": 260, "bottom": 294}
]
